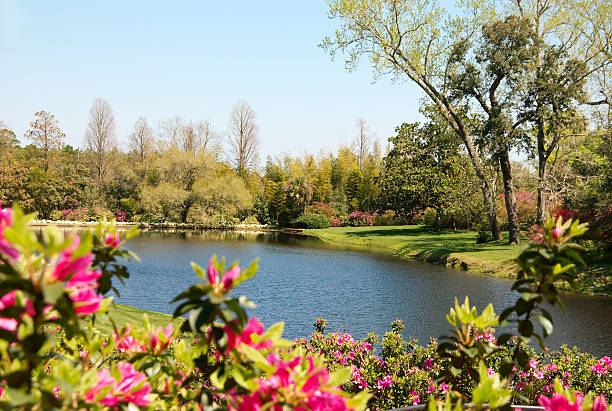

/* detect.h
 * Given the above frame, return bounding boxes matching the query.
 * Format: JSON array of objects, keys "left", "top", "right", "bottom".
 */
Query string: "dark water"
[{"left": 113, "top": 230, "right": 611, "bottom": 356}]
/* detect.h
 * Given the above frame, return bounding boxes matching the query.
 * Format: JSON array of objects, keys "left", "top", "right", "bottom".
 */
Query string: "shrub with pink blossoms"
[
  {"left": 228, "top": 352, "right": 362, "bottom": 411},
  {"left": 84, "top": 361, "right": 151, "bottom": 407}
]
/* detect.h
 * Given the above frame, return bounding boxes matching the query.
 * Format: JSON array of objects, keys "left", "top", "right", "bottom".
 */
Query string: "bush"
[
  {"left": 54, "top": 206, "right": 115, "bottom": 222},
  {"left": 241, "top": 215, "right": 260, "bottom": 225},
  {"left": 305, "top": 201, "right": 337, "bottom": 218},
  {"left": 291, "top": 213, "right": 331, "bottom": 229},
  {"left": 373, "top": 210, "right": 397, "bottom": 226},
  {"left": 348, "top": 211, "right": 374, "bottom": 226}
]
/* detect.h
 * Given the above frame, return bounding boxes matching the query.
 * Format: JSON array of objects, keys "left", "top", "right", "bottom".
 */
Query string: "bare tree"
[
  {"left": 158, "top": 116, "right": 184, "bottom": 150},
  {"left": 158, "top": 117, "right": 219, "bottom": 154},
  {"left": 129, "top": 116, "right": 154, "bottom": 161},
  {"left": 85, "top": 98, "right": 117, "bottom": 184},
  {"left": 227, "top": 100, "right": 260, "bottom": 175},
  {"left": 24, "top": 110, "right": 65, "bottom": 172},
  {"left": 356, "top": 118, "right": 370, "bottom": 172}
]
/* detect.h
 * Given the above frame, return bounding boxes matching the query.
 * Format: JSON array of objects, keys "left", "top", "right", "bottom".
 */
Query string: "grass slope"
[
  {"left": 304, "top": 225, "right": 611, "bottom": 296},
  {"left": 305, "top": 225, "right": 522, "bottom": 276},
  {"left": 94, "top": 303, "right": 181, "bottom": 335}
]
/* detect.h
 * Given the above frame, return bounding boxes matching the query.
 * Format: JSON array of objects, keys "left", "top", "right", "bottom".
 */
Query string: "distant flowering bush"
[
  {"left": 54, "top": 206, "right": 116, "bottom": 222},
  {"left": 554, "top": 207, "right": 612, "bottom": 252},
  {"left": 498, "top": 192, "right": 538, "bottom": 228},
  {"left": 348, "top": 211, "right": 374, "bottom": 226}
]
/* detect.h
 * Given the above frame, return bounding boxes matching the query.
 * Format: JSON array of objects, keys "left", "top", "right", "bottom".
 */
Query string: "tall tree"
[
  {"left": 449, "top": 16, "right": 536, "bottom": 244},
  {"left": 506, "top": 0, "right": 611, "bottom": 224},
  {"left": 356, "top": 118, "right": 371, "bottom": 172},
  {"left": 323, "top": 0, "right": 504, "bottom": 241},
  {"left": 24, "top": 111, "right": 65, "bottom": 172},
  {"left": 85, "top": 98, "right": 117, "bottom": 185},
  {"left": 228, "top": 100, "right": 260, "bottom": 175},
  {"left": 159, "top": 117, "right": 220, "bottom": 154},
  {"left": 0, "top": 122, "right": 19, "bottom": 152},
  {"left": 129, "top": 117, "right": 154, "bottom": 161}
]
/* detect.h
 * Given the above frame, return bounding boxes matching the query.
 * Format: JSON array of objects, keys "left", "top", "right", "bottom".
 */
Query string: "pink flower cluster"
[
  {"left": 537, "top": 392, "right": 607, "bottom": 411},
  {"left": 590, "top": 356, "right": 611, "bottom": 375},
  {"left": 114, "top": 323, "right": 174, "bottom": 354},
  {"left": 348, "top": 211, "right": 374, "bottom": 226},
  {"left": 225, "top": 317, "right": 272, "bottom": 354},
  {"left": 377, "top": 374, "right": 393, "bottom": 390},
  {"left": 207, "top": 258, "right": 241, "bottom": 296},
  {"left": 0, "top": 290, "right": 35, "bottom": 332},
  {"left": 0, "top": 204, "right": 19, "bottom": 261},
  {"left": 230, "top": 354, "right": 354, "bottom": 411},
  {"left": 49, "top": 236, "right": 103, "bottom": 316},
  {"left": 84, "top": 361, "right": 151, "bottom": 407}
]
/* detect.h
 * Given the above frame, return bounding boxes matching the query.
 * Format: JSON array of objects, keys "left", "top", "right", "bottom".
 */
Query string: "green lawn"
[
  {"left": 93, "top": 303, "right": 181, "bottom": 335},
  {"left": 304, "top": 225, "right": 523, "bottom": 276},
  {"left": 303, "top": 225, "right": 612, "bottom": 296}
]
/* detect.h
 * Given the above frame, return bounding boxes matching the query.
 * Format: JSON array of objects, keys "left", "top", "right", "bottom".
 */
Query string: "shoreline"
[{"left": 302, "top": 226, "right": 611, "bottom": 298}]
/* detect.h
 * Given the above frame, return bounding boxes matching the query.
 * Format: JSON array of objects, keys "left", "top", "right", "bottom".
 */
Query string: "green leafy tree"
[
  {"left": 24, "top": 110, "right": 65, "bottom": 173},
  {"left": 378, "top": 119, "right": 466, "bottom": 228}
]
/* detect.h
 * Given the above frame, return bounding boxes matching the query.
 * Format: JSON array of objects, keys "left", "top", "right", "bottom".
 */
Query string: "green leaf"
[
  {"left": 191, "top": 262, "right": 207, "bottom": 281},
  {"left": 346, "top": 390, "right": 372, "bottom": 411},
  {"left": 328, "top": 367, "right": 352, "bottom": 386},
  {"left": 41, "top": 282, "right": 65, "bottom": 304},
  {"left": 261, "top": 322, "right": 284, "bottom": 342},
  {"left": 534, "top": 314, "right": 553, "bottom": 336}
]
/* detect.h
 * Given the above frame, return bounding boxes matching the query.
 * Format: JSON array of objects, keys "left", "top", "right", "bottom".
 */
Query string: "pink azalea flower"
[
  {"left": 114, "top": 326, "right": 145, "bottom": 353},
  {"left": 593, "top": 394, "right": 608, "bottom": 411},
  {"left": 0, "top": 318, "right": 18, "bottom": 332},
  {"left": 225, "top": 317, "right": 273, "bottom": 354},
  {"left": 50, "top": 237, "right": 101, "bottom": 287},
  {"left": 207, "top": 258, "right": 241, "bottom": 295},
  {"left": 66, "top": 285, "right": 103, "bottom": 315},
  {"left": 85, "top": 362, "right": 151, "bottom": 407},
  {"left": 148, "top": 323, "right": 174, "bottom": 353},
  {"left": 105, "top": 233, "right": 120, "bottom": 248},
  {"left": 229, "top": 354, "right": 354, "bottom": 411},
  {"left": 0, "top": 204, "right": 19, "bottom": 260},
  {"left": 377, "top": 375, "right": 393, "bottom": 390},
  {"left": 0, "top": 290, "right": 36, "bottom": 331},
  {"left": 538, "top": 393, "right": 582, "bottom": 411}
]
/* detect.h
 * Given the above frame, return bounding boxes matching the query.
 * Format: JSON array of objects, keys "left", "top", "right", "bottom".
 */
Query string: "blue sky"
[{"left": 0, "top": 1, "right": 424, "bottom": 161}]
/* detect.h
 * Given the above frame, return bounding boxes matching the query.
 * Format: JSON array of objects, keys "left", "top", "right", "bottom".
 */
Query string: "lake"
[{"left": 114, "top": 230, "right": 611, "bottom": 356}]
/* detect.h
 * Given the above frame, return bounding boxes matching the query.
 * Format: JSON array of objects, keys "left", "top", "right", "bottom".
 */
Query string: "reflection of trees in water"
[{"left": 142, "top": 230, "right": 272, "bottom": 243}]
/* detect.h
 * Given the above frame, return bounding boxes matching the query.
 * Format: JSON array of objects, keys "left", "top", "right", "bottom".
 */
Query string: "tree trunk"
[
  {"left": 483, "top": 182, "right": 502, "bottom": 241},
  {"left": 499, "top": 149, "right": 521, "bottom": 244},
  {"left": 536, "top": 158, "right": 548, "bottom": 225}
]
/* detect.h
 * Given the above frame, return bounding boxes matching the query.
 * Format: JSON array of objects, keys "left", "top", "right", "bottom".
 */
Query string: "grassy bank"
[
  {"left": 94, "top": 303, "right": 181, "bottom": 335},
  {"left": 303, "top": 225, "right": 611, "bottom": 296}
]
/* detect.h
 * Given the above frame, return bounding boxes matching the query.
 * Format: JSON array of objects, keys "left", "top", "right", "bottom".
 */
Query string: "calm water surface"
[{"left": 114, "top": 230, "right": 611, "bottom": 356}]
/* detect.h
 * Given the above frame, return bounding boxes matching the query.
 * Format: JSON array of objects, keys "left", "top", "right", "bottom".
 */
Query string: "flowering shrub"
[
  {"left": 554, "top": 207, "right": 612, "bottom": 252},
  {"left": 348, "top": 211, "right": 374, "bottom": 226},
  {"left": 497, "top": 192, "right": 538, "bottom": 229},
  {"left": 305, "top": 201, "right": 337, "bottom": 218},
  {"left": 53, "top": 206, "right": 116, "bottom": 222},
  {"left": 295, "top": 320, "right": 611, "bottom": 409}
]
